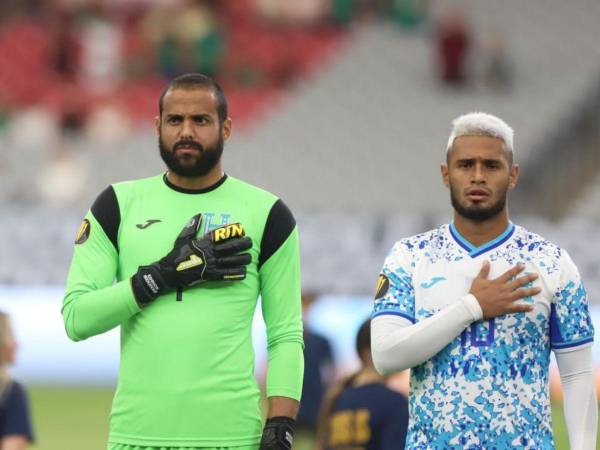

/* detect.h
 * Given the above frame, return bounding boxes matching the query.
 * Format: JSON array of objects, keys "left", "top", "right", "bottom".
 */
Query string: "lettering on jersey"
[
  {"left": 211, "top": 223, "right": 245, "bottom": 242},
  {"left": 329, "top": 409, "right": 371, "bottom": 446},
  {"left": 75, "top": 219, "right": 91, "bottom": 244},
  {"left": 374, "top": 274, "right": 389, "bottom": 299},
  {"left": 461, "top": 319, "right": 495, "bottom": 348},
  {"left": 176, "top": 254, "right": 204, "bottom": 271}
]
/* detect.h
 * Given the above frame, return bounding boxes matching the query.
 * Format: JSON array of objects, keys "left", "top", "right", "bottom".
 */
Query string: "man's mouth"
[
  {"left": 466, "top": 189, "right": 490, "bottom": 201},
  {"left": 174, "top": 142, "right": 203, "bottom": 153}
]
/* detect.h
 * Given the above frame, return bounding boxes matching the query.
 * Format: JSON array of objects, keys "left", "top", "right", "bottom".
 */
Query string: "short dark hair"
[
  {"left": 158, "top": 73, "right": 228, "bottom": 123},
  {"left": 355, "top": 318, "right": 371, "bottom": 361}
]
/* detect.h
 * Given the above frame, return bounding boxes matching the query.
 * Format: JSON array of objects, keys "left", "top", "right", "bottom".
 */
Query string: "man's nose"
[
  {"left": 472, "top": 163, "right": 485, "bottom": 183},
  {"left": 180, "top": 118, "right": 194, "bottom": 138}
]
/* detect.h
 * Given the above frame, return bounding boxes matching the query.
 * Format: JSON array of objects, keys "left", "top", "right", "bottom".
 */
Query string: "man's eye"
[
  {"left": 195, "top": 117, "right": 209, "bottom": 124},
  {"left": 168, "top": 117, "right": 181, "bottom": 124}
]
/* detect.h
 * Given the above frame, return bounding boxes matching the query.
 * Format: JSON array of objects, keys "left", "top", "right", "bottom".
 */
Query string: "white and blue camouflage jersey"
[{"left": 372, "top": 222, "right": 594, "bottom": 449}]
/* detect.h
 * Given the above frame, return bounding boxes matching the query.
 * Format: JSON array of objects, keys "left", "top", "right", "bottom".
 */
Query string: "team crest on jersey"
[
  {"left": 75, "top": 219, "right": 91, "bottom": 245},
  {"left": 374, "top": 274, "right": 389, "bottom": 299}
]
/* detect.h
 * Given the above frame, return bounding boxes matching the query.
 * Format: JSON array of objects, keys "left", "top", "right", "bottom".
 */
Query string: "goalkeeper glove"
[
  {"left": 259, "top": 417, "right": 295, "bottom": 450},
  {"left": 131, "top": 213, "right": 252, "bottom": 305}
]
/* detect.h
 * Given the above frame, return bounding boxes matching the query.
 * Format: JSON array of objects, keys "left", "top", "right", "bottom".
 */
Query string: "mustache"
[{"left": 174, "top": 140, "right": 203, "bottom": 151}]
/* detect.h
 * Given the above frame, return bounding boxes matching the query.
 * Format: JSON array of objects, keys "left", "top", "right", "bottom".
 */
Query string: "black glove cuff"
[
  {"left": 131, "top": 265, "right": 167, "bottom": 305},
  {"left": 259, "top": 416, "right": 295, "bottom": 450}
]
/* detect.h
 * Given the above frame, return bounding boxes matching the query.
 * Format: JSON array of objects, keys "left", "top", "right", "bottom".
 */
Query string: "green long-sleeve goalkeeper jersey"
[{"left": 62, "top": 174, "right": 304, "bottom": 447}]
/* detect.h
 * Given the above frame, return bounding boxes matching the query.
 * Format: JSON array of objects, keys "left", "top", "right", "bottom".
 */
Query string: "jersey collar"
[
  {"left": 163, "top": 173, "right": 228, "bottom": 194},
  {"left": 449, "top": 221, "right": 515, "bottom": 258}
]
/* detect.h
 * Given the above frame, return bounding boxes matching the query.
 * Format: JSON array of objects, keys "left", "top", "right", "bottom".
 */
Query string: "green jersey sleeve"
[
  {"left": 62, "top": 186, "right": 140, "bottom": 341},
  {"left": 259, "top": 200, "right": 304, "bottom": 400}
]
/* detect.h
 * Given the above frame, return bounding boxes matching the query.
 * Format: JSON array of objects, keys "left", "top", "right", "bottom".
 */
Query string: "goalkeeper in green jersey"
[{"left": 62, "top": 73, "right": 304, "bottom": 450}]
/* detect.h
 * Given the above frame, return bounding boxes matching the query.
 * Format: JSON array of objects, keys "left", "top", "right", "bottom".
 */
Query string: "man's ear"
[
  {"left": 441, "top": 164, "right": 450, "bottom": 188},
  {"left": 222, "top": 117, "right": 232, "bottom": 141},
  {"left": 509, "top": 164, "right": 519, "bottom": 190}
]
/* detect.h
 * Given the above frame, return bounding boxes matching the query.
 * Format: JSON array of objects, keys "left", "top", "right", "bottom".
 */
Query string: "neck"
[
  {"left": 166, "top": 163, "right": 224, "bottom": 191},
  {"left": 453, "top": 209, "right": 510, "bottom": 247},
  {"left": 353, "top": 366, "right": 384, "bottom": 387}
]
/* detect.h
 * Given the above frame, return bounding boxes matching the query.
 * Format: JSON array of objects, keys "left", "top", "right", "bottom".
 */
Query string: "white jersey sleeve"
[
  {"left": 550, "top": 250, "right": 594, "bottom": 351},
  {"left": 555, "top": 345, "right": 597, "bottom": 450},
  {"left": 372, "top": 242, "right": 416, "bottom": 323},
  {"left": 372, "top": 294, "right": 482, "bottom": 374}
]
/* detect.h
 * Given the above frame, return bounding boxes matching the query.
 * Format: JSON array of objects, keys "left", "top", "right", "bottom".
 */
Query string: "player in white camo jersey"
[{"left": 371, "top": 112, "right": 597, "bottom": 449}]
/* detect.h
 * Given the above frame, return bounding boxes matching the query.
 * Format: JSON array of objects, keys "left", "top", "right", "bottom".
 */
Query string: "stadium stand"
[{"left": 1, "top": 0, "right": 599, "bottom": 304}]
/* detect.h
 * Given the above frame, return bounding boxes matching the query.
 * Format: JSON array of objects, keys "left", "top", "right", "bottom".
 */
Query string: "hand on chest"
[{"left": 414, "top": 258, "right": 552, "bottom": 318}]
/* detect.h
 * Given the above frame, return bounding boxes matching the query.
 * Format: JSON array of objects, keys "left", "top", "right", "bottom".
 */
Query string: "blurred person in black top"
[
  {"left": 297, "top": 292, "right": 335, "bottom": 432},
  {"left": 0, "top": 312, "right": 34, "bottom": 449},
  {"left": 315, "top": 319, "right": 408, "bottom": 450}
]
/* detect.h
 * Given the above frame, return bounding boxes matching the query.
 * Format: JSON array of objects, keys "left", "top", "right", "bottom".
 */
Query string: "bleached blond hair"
[{"left": 446, "top": 112, "right": 514, "bottom": 153}]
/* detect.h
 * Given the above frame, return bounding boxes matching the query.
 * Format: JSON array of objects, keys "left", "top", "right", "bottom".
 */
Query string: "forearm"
[
  {"left": 266, "top": 340, "right": 304, "bottom": 400},
  {"left": 62, "top": 279, "right": 140, "bottom": 341},
  {"left": 372, "top": 294, "right": 482, "bottom": 374},
  {"left": 556, "top": 346, "right": 598, "bottom": 450},
  {"left": 267, "top": 396, "right": 299, "bottom": 419}
]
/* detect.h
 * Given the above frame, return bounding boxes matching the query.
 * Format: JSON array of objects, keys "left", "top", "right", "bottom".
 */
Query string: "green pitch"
[{"left": 28, "top": 387, "right": 584, "bottom": 450}]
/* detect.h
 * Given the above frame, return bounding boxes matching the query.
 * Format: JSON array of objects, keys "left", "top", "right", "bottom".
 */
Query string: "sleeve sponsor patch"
[
  {"left": 374, "top": 274, "right": 389, "bottom": 299},
  {"left": 75, "top": 219, "right": 91, "bottom": 244}
]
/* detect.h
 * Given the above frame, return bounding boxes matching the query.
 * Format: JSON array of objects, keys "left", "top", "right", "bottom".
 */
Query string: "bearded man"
[
  {"left": 63, "top": 73, "right": 303, "bottom": 450},
  {"left": 371, "top": 112, "right": 597, "bottom": 449}
]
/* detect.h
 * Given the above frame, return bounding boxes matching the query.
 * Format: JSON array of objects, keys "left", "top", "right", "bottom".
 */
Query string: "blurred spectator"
[
  {"left": 329, "top": 0, "right": 358, "bottom": 25},
  {"left": 84, "top": 100, "right": 131, "bottom": 143},
  {"left": 9, "top": 107, "right": 61, "bottom": 151},
  {"left": 49, "top": 10, "right": 80, "bottom": 81},
  {"left": 314, "top": 319, "right": 408, "bottom": 450},
  {"left": 0, "top": 311, "right": 34, "bottom": 449},
  {"left": 77, "top": 2, "right": 124, "bottom": 92},
  {"left": 297, "top": 292, "right": 335, "bottom": 433},
  {"left": 143, "top": 0, "right": 224, "bottom": 77},
  {"left": 255, "top": 0, "right": 329, "bottom": 27},
  {"left": 481, "top": 30, "right": 513, "bottom": 92},
  {"left": 389, "top": 0, "right": 429, "bottom": 29},
  {"left": 436, "top": 10, "right": 471, "bottom": 85},
  {"left": 36, "top": 144, "right": 89, "bottom": 206}
]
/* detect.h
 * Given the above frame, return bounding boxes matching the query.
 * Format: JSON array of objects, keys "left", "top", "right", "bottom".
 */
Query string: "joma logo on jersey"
[
  {"left": 176, "top": 254, "right": 204, "bottom": 271},
  {"left": 420, "top": 276, "right": 446, "bottom": 289},
  {"left": 212, "top": 223, "right": 244, "bottom": 242}
]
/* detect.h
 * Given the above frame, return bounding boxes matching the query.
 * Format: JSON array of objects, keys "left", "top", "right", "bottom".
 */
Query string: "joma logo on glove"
[
  {"left": 212, "top": 223, "right": 244, "bottom": 242},
  {"left": 176, "top": 254, "right": 204, "bottom": 271}
]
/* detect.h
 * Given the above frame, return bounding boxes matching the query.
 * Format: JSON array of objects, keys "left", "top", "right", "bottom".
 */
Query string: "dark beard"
[
  {"left": 450, "top": 185, "right": 507, "bottom": 222},
  {"left": 159, "top": 133, "right": 224, "bottom": 177}
]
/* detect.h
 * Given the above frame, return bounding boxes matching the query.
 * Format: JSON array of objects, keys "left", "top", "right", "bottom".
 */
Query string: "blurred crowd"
[
  {"left": 0, "top": 0, "right": 519, "bottom": 207},
  {"left": 0, "top": 0, "right": 432, "bottom": 136}
]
